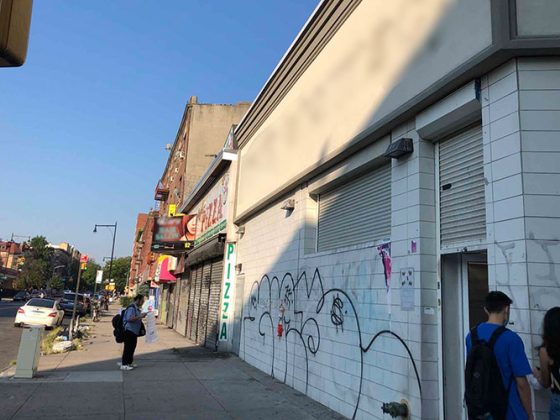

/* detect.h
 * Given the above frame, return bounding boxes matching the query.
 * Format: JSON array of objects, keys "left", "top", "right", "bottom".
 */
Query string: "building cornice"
[{"left": 234, "top": 0, "right": 362, "bottom": 149}]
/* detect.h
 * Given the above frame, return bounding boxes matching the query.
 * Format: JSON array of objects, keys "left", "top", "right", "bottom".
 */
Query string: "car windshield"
[{"left": 27, "top": 298, "right": 55, "bottom": 308}]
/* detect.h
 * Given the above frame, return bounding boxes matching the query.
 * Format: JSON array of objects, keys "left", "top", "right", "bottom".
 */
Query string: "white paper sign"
[
  {"left": 144, "top": 311, "right": 158, "bottom": 343},
  {"left": 400, "top": 268, "right": 415, "bottom": 311},
  {"left": 95, "top": 270, "right": 103, "bottom": 284}
]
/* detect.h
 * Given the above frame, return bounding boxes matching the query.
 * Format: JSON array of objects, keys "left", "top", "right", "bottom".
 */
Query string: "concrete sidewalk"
[{"left": 0, "top": 306, "right": 344, "bottom": 420}]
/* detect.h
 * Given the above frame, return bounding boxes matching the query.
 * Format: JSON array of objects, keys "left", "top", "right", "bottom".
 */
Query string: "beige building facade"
[{"left": 152, "top": 97, "right": 250, "bottom": 329}]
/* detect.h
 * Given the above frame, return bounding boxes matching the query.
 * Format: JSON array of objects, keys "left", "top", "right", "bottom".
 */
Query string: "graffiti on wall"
[{"left": 242, "top": 267, "right": 421, "bottom": 419}]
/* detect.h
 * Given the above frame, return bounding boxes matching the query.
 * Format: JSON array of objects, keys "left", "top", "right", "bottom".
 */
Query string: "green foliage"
[
  {"left": 16, "top": 236, "right": 53, "bottom": 290},
  {"left": 50, "top": 275, "right": 65, "bottom": 291},
  {"left": 41, "top": 327, "right": 63, "bottom": 355},
  {"left": 104, "top": 256, "right": 131, "bottom": 292},
  {"left": 79, "top": 260, "right": 102, "bottom": 292}
]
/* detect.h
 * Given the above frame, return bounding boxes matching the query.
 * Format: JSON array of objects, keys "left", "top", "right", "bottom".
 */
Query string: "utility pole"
[
  {"left": 93, "top": 222, "right": 117, "bottom": 294},
  {"left": 68, "top": 265, "right": 83, "bottom": 340},
  {"left": 108, "top": 221, "right": 117, "bottom": 287}
]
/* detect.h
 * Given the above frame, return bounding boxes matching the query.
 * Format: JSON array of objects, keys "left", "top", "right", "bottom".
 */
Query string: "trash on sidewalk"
[{"left": 52, "top": 341, "right": 74, "bottom": 353}]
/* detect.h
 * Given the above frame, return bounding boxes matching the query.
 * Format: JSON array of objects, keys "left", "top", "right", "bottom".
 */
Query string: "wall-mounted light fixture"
[
  {"left": 384, "top": 138, "right": 413, "bottom": 159},
  {"left": 236, "top": 225, "right": 245, "bottom": 235},
  {"left": 235, "top": 263, "right": 243, "bottom": 275},
  {"left": 280, "top": 199, "right": 295, "bottom": 211}
]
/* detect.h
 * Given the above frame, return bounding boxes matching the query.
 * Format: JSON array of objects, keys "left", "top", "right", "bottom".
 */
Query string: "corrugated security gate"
[
  {"left": 204, "top": 259, "right": 223, "bottom": 349},
  {"left": 174, "top": 276, "right": 189, "bottom": 336},
  {"left": 196, "top": 264, "right": 212, "bottom": 345},
  {"left": 318, "top": 164, "right": 391, "bottom": 252},
  {"left": 439, "top": 124, "right": 486, "bottom": 249},
  {"left": 188, "top": 265, "right": 202, "bottom": 341},
  {"left": 185, "top": 259, "right": 224, "bottom": 348}
]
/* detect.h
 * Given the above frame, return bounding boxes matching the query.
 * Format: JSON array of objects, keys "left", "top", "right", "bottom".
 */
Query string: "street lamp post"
[
  {"left": 93, "top": 222, "right": 117, "bottom": 297},
  {"left": 50, "top": 264, "right": 65, "bottom": 293}
]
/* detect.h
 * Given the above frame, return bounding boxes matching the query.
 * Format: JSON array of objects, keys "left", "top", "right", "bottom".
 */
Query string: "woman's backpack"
[{"left": 111, "top": 305, "right": 133, "bottom": 343}]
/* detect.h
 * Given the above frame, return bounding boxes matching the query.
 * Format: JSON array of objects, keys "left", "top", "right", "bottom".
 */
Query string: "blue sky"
[{"left": 0, "top": 0, "right": 318, "bottom": 262}]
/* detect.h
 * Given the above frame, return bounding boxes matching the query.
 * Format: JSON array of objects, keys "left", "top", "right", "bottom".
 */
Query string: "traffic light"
[{"left": 0, "top": 0, "right": 33, "bottom": 67}]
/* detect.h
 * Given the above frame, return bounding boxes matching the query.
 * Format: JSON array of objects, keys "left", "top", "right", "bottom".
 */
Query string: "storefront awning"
[
  {"left": 154, "top": 255, "right": 177, "bottom": 283},
  {"left": 185, "top": 234, "right": 225, "bottom": 268}
]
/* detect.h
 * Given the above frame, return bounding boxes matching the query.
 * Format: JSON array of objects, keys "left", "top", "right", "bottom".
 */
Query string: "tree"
[
  {"left": 78, "top": 259, "right": 102, "bottom": 292},
  {"left": 104, "top": 256, "right": 131, "bottom": 292},
  {"left": 50, "top": 275, "right": 64, "bottom": 291},
  {"left": 15, "top": 236, "right": 53, "bottom": 290}
]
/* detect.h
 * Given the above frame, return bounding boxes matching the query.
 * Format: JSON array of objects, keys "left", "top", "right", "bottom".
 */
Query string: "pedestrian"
[
  {"left": 120, "top": 294, "right": 146, "bottom": 371},
  {"left": 465, "top": 291, "right": 534, "bottom": 420},
  {"left": 533, "top": 307, "right": 560, "bottom": 419}
]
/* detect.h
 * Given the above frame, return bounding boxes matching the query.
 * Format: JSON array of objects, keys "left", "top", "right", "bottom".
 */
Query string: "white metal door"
[{"left": 442, "top": 253, "right": 487, "bottom": 420}]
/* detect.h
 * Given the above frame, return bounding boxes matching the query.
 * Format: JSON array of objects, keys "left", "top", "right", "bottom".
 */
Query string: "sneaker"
[{"left": 120, "top": 365, "right": 134, "bottom": 371}]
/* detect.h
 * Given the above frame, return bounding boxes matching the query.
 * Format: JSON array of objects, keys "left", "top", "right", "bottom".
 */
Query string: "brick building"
[
  {"left": 136, "top": 96, "right": 250, "bottom": 325},
  {"left": 128, "top": 211, "right": 158, "bottom": 292}
]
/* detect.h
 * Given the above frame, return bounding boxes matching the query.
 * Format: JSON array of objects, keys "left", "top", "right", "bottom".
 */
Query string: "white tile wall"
[{"left": 235, "top": 57, "right": 560, "bottom": 420}]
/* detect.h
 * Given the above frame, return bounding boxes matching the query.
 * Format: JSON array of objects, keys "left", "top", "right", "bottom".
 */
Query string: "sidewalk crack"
[{"left": 9, "top": 382, "right": 41, "bottom": 420}]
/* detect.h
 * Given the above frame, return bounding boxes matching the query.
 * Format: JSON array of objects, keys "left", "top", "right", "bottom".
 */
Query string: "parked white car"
[{"left": 14, "top": 298, "right": 64, "bottom": 329}]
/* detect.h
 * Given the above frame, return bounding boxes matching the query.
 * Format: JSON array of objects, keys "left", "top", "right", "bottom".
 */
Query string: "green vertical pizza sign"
[{"left": 219, "top": 243, "right": 236, "bottom": 341}]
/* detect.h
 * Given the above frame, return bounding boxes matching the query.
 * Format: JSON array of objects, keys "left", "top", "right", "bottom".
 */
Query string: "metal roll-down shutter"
[
  {"left": 205, "top": 259, "right": 223, "bottom": 349},
  {"left": 439, "top": 125, "right": 486, "bottom": 248},
  {"left": 318, "top": 164, "right": 391, "bottom": 252}
]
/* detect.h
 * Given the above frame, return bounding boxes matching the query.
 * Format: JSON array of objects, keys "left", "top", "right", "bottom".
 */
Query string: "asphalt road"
[
  {"left": 0, "top": 300, "right": 72, "bottom": 372},
  {"left": 0, "top": 300, "right": 24, "bottom": 371}
]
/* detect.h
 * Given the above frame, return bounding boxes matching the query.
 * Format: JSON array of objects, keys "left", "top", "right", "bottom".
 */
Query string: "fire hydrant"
[{"left": 381, "top": 401, "right": 409, "bottom": 418}]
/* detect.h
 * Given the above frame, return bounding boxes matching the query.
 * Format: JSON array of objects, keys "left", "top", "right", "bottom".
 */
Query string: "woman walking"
[
  {"left": 121, "top": 294, "right": 146, "bottom": 371},
  {"left": 534, "top": 307, "right": 560, "bottom": 419}
]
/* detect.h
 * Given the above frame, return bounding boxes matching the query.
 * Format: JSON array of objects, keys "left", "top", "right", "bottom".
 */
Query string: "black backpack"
[
  {"left": 111, "top": 306, "right": 131, "bottom": 343},
  {"left": 464, "top": 325, "right": 512, "bottom": 420}
]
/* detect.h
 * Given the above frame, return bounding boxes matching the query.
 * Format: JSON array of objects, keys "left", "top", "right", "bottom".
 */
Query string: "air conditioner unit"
[
  {"left": 174, "top": 167, "right": 179, "bottom": 173},
  {"left": 178, "top": 151, "right": 185, "bottom": 159},
  {"left": 169, "top": 176, "right": 174, "bottom": 182}
]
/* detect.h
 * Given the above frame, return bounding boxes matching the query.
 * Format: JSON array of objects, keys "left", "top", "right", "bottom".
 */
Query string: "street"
[
  {"left": 0, "top": 300, "right": 24, "bottom": 371},
  {"left": 0, "top": 300, "right": 71, "bottom": 372}
]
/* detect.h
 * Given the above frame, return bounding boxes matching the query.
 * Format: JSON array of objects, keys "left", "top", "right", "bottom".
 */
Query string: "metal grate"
[
  {"left": 439, "top": 125, "right": 486, "bottom": 248},
  {"left": 318, "top": 164, "right": 391, "bottom": 252}
]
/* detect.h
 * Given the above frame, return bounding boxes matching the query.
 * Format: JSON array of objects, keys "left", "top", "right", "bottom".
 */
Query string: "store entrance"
[{"left": 441, "top": 253, "right": 488, "bottom": 419}]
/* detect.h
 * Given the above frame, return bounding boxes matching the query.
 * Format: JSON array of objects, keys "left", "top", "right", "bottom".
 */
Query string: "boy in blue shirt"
[{"left": 466, "top": 291, "right": 533, "bottom": 420}]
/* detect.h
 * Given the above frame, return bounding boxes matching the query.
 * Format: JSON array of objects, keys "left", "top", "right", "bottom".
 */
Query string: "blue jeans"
[{"left": 551, "top": 393, "right": 560, "bottom": 420}]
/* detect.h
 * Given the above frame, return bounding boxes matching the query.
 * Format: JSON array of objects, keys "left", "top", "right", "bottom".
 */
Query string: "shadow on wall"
[
  {"left": 242, "top": 267, "right": 421, "bottom": 419},
  {"left": 237, "top": 158, "right": 422, "bottom": 419},
  {"left": 235, "top": 3, "right": 491, "bottom": 414}
]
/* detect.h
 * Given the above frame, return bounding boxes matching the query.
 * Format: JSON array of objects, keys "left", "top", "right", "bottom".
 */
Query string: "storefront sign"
[
  {"left": 194, "top": 172, "right": 229, "bottom": 246},
  {"left": 219, "top": 243, "right": 236, "bottom": 341},
  {"left": 151, "top": 215, "right": 195, "bottom": 252},
  {"left": 168, "top": 204, "right": 177, "bottom": 217},
  {"left": 154, "top": 255, "right": 177, "bottom": 283}
]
